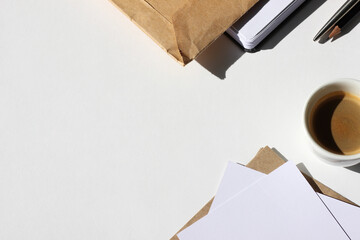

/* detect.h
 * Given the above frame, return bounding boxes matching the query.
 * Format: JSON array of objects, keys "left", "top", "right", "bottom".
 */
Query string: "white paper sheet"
[
  {"left": 210, "top": 161, "right": 359, "bottom": 239},
  {"left": 319, "top": 194, "right": 360, "bottom": 239},
  {"left": 210, "top": 162, "right": 265, "bottom": 211},
  {"left": 177, "top": 162, "right": 349, "bottom": 240}
]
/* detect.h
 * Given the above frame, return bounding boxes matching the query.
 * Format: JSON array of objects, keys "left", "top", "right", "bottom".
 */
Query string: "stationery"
[
  {"left": 177, "top": 162, "right": 349, "bottom": 240},
  {"left": 318, "top": 194, "right": 360, "bottom": 239},
  {"left": 210, "top": 161, "right": 265, "bottom": 211},
  {"left": 329, "top": 1, "right": 360, "bottom": 38},
  {"left": 314, "top": 0, "right": 360, "bottom": 41},
  {"left": 227, "top": 0, "right": 306, "bottom": 50},
  {"left": 170, "top": 147, "right": 355, "bottom": 240},
  {"left": 210, "top": 161, "right": 360, "bottom": 239}
]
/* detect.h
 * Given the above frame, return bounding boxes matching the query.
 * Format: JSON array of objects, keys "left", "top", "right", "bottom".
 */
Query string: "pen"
[
  {"left": 329, "top": 1, "right": 360, "bottom": 38},
  {"left": 313, "top": 0, "right": 360, "bottom": 41}
]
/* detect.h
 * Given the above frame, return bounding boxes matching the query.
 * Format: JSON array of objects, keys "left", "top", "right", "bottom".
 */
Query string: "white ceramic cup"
[{"left": 304, "top": 78, "right": 360, "bottom": 167}]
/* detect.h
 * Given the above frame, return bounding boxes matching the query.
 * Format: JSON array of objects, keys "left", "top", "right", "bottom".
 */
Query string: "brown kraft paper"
[{"left": 110, "top": 0, "right": 258, "bottom": 65}]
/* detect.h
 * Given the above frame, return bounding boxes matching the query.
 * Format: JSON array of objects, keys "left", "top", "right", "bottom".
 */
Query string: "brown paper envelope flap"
[
  {"left": 144, "top": 0, "right": 184, "bottom": 21},
  {"left": 170, "top": 198, "right": 214, "bottom": 240},
  {"left": 246, "top": 146, "right": 286, "bottom": 174},
  {"left": 170, "top": 146, "right": 357, "bottom": 240},
  {"left": 110, "top": 0, "right": 258, "bottom": 65},
  {"left": 110, "top": 0, "right": 187, "bottom": 64},
  {"left": 171, "top": 0, "right": 258, "bottom": 61}
]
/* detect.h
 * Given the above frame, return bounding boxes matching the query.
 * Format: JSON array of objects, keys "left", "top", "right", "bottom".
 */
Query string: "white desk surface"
[{"left": 1, "top": 1, "right": 360, "bottom": 239}]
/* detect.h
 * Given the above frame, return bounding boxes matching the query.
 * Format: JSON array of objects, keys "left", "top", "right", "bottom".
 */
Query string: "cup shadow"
[{"left": 346, "top": 163, "right": 360, "bottom": 173}]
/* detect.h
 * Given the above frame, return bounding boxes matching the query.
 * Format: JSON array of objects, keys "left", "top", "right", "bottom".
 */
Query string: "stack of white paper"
[
  {"left": 227, "top": 0, "right": 305, "bottom": 50},
  {"left": 177, "top": 161, "right": 358, "bottom": 240}
]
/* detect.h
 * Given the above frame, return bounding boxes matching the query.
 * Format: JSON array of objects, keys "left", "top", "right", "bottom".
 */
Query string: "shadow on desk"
[
  {"left": 332, "top": 12, "right": 360, "bottom": 42},
  {"left": 196, "top": 34, "right": 245, "bottom": 80},
  {"left": 196, "top": 0, "right": 327, "bottom": 79},
  {"left": 259, "top": 0, "right": 327, "bottom": 50},
  {"left": 346, "top": 163, "right": 360, "bottom": 174}
]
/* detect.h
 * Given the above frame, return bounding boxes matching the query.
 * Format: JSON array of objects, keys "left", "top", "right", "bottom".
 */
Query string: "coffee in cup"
[{"left": 305, "top": 79, "right": 360, "bottom": 166}]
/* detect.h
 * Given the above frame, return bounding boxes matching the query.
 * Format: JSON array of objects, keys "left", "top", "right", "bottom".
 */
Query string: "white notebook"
[{"left": 227, "top": 0, "right": 305, "bottom": 50}]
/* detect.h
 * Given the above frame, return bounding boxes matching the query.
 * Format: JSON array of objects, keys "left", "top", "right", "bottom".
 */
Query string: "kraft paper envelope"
[
  {"left": 110, "top": 0, "right": 258, "bottom": 65},
  {"left": 170, "top": 146, "right": 356, "bottom": 240}
]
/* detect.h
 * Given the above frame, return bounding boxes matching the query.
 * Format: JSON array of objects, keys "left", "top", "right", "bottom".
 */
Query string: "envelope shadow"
[
  {"left": 258, "top": 0, "right": 327, "bottom": 50},
  {"left": 196, "top": 0, "right": 327, "bottom": 79},
  {"left": 196, "top": 34, "right": 245, "bottom": 80}
]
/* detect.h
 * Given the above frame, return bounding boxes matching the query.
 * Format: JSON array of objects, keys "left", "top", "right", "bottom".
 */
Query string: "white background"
[{"left": 1, "top": 0, "right": 360, "bottom": 239}]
